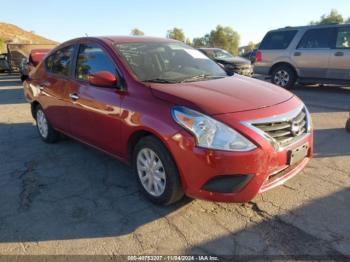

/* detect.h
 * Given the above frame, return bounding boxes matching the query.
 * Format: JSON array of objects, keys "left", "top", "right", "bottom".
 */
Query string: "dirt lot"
[{"left": 0, "top": 73, "right": 349, "bottom": 258}]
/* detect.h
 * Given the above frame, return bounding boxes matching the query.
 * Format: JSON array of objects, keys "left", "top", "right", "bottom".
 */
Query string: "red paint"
[
  {"left": 29, "top": 48, "right": 51, "bottom": 66},
  {"left": 23, "top": 36, "right": 313, "bottom": 202}
]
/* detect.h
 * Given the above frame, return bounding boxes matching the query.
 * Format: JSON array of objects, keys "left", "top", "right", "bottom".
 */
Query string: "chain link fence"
[{"left": 7, "top": 43, "right": 57, "bottom": 71}]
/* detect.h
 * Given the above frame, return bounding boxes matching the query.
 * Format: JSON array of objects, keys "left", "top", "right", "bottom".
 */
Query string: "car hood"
[
  {"left": 216, "top": 56, "right": 251, "bottom": 65},
  {"left": 149, "top": 75, "right": 294, "bottom": 115}
]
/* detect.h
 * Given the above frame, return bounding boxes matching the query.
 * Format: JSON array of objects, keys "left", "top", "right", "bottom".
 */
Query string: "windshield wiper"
[
  {"left": 143, "top": 78, "right": 176, "bottom": 84},
  {"left": 180, "top": 74, "right": 224, "bottom": 83}
]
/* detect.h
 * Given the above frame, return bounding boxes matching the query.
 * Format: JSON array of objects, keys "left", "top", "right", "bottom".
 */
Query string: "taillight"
[{"left": 256, "top": 50, "right": 262, "bottom": 62}]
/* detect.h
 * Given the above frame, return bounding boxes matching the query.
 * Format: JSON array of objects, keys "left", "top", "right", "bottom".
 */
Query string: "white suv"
[{"left": 254, "top": 24, "right": 350, "bottom": 88}]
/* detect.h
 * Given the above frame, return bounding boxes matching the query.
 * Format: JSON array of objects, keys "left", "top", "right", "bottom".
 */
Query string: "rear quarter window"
[{"left": 259, "top": 30, "right": 297, "bottom": 50}]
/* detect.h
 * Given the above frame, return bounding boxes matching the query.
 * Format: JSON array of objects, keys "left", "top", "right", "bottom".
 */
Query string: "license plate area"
[{"left": 288, "top": 143, "right": 308, "bottom": 166}]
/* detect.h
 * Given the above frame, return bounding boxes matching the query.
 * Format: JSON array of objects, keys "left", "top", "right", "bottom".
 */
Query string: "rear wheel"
[
  {"left": 35, "top": 105, "right": 60, "bottom": 143},
  {"left": 271, "top": 65, "right": 296, "bottom": 89},
  {"left": 133, "top": 136, "right": 184, "bottom": 205}
]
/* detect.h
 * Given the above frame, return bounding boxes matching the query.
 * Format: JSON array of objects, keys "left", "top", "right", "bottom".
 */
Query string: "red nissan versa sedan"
[{"left": 23, "top": 36, "right": 313, "bottom": 205}]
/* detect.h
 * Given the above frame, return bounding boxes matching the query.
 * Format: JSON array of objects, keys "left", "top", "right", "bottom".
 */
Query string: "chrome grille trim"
[{"left": 241, "top": 105, "right": 311, "bottom": 151}]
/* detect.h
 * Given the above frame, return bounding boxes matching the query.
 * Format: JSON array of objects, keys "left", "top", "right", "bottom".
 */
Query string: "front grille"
[
  {"left": 233, "top": 64, "right": 251, "bottom": 70},
  {"left": 251, "top": 108, "right": 308, "bottom": 148},
  {"left": 233, "top": 64, "right": 253, "bottom": 76}
]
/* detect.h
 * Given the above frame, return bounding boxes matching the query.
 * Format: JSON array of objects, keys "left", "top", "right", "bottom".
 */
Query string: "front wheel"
[
  {"left": 133, "top": 136, "right": 184, "bottom": 205},
  {"left": 35, "top": 105, "right": 60, "bottom": 143},
  {"left": 271, "top": 65, "right": 296, "bottom": 89}
]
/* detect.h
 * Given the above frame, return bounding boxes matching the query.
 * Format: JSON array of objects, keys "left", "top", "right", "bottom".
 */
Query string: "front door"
[{"left": 67, "top": 43, "right": 123, "bottom": 156}]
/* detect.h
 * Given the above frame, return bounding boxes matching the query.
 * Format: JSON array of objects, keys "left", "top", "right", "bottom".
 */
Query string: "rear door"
[
  {"left": 292, "top": 28, "right": 334, "bottom": 78},
  {"left": 328, "top": 26, "right": 350, "bottom": 80},
  {"left": 38, "top": 45, "right": 75, "bottom": 132},
  {"left": 67, "top": 43, "right": 123, "bottom": 155}
]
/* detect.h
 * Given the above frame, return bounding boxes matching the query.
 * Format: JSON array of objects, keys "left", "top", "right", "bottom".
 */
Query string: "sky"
[{"left": 1, "top": 0, "right": 349, "bottom": 46}]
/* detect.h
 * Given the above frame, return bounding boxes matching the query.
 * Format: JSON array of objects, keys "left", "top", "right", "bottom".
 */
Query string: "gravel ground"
[{"left": 0, "top": 73, "right": 349, "bottom": 259}]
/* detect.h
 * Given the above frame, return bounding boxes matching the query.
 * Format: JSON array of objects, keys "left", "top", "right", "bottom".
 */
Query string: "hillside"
[{"left": 0, "top": 22, "right": 58, "bottom": 52}]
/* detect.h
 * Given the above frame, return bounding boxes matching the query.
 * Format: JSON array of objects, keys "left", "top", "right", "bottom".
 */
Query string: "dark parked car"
[
  {"left": 0, "top": 54, "right": 11, "bottom": 73},
  {"left": 199, "top": 48, "right": 253, "bottom": 76},
  {"left": 23, "top": 36, "right": 313, "bottom": 205},
  {"left": 241, "top": 49, "right": 257, "bottom": 64}
]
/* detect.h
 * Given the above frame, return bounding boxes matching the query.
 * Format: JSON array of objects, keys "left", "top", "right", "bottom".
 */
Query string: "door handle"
[
  {"left": 334, "top": 51, "right": 344, "bottom": 56},
  {"left": 294, "top": 52, "right": 301, "bottom": 56},
  {"left": 69, "top": 93, "right": 80, "bottom": 101}
]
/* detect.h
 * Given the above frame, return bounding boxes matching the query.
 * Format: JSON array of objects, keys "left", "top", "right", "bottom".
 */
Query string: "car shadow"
[
  {"left": 295, "top": 83, "right": 350, "bottom": 94},
  {"left": 313, "top": 127, "right": 350, "bottom": 158},
  {"left": 0, "top": 73, "right": 22, "bottom": 84},
  {"left": 0, "top": 74, "right": 24, "bottom": 105},
  {"left": 0, "top": 88, "right": 25, "bottom": 104},
  {"left": 0, "top": 122, "right": 192, "bottom": 243},
  {"left": 185, "top": 189, "right": 350, "bottom": 258}
]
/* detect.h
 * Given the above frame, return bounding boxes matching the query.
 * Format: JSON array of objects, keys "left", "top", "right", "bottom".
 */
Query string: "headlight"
[{"left": 171, "top": 106, "right": 256, "bottom": 152}]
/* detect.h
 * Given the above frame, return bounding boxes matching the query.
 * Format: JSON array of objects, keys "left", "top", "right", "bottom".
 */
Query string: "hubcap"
[
  {"left": 36, "top": 109, "right": 48, "bottom": 138},
  {"left": 136, "top": 148, "right": 166, "bottom": 197},
  {"left": 274, "top": 70, "right": 290, "bottom": 87}
]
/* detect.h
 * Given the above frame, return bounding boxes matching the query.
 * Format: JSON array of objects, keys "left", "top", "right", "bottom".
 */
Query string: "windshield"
[
  {"left": 212, "top": 49, "right": 233, "bottom": 59},
  {"left": 113, "top": 42, "right": 227, "bottom": 83}
]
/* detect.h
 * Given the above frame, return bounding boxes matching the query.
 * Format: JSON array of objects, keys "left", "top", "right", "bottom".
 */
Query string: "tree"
[
  {"left": 185, "top": 38, "right": 192, "bottom": 46},
  {"left": 246, "top": 41, "right": 257, "bottom": 53},
  {"left": 192, "top": 34, "right": 210, "bottom": 48},
  {"left": 130, "top": 28, "right": 144, "bottom": 36},
  {"left": 207, "top": 25, "right": 240, "bottom": 55},
  {"left": 310, "top": 9, "right": 344, "bottom": 25},
  {"left": 166, "top": 28, "right": 185, "bottom": 42}
]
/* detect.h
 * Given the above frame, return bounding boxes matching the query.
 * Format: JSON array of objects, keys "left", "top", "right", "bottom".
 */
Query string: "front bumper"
[
  {"left": 233, "top": 64, "right": 253, "bottom": 77},
  {"left": 166, "top": 97, "right": 313, "bottom": 202}
]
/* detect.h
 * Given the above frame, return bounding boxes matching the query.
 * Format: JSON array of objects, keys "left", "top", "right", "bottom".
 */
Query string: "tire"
[
  {"left": 271, "top": 65, "right": 296, "bottom": 89},
  {"left": 346, "top": 119, "right": 350, "bottom": 133},
  {"left": 133, "top": 136, "right": 184, "bottom": 205},
  {"left": 34, "top": 105, "right": 60, "bottom": 143}
]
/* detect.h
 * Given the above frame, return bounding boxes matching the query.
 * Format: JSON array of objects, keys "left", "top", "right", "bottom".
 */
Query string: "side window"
[
  {"left": 259, "top": 30, "right": 297, "bottom": 50},
  {"left": 297, "top": 28, "right": 334, "bottom": 49},
  {"left": 45, "top": 45, "right": 74, "bottom": 76},
  {"left": 335, "top": 27, "right": 350, "bottom": 49},
  {"left": 205, "top": 50, "right": 215, "bottom": 59},
  {"left": 76, "top": 44, "right": 117, "bottom": 81}
]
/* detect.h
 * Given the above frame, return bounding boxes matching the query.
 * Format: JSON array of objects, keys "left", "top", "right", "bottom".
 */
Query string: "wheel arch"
[
  {"left": 127, "top": 128, "right": 174, "bottom": 165},
  {"left": 269, "top": 62, "right": 298, "bottom": 77},
  {"left": 30, "top": 101, "right": 41, "bottom": 119}
]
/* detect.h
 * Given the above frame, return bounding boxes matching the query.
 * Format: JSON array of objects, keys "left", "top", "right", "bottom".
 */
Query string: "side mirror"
[
  {"left": 224, "top": 64, "right": 235, "bottom": 76},
  {"left": 88, "top": 71, "right": 117, "bottom": 87}
]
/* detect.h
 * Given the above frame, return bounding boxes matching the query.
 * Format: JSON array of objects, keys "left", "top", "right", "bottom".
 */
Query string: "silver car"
[{"left": 254, "top": 24, "right": 350, "bottom": 88}]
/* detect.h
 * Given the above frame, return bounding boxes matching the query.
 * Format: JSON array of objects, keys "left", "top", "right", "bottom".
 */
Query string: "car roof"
[
  {"left": 199, "top": 48, "right": 223, "bottom": 51},
  {"left": 63, "top": 36, "right": 181, "bottom": 45},
  {"left": 47, "top": 36, "right": 184, "bottom": 57},
  {"left": 270, "top": 23, "right": 350, "bottom": 32}
]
